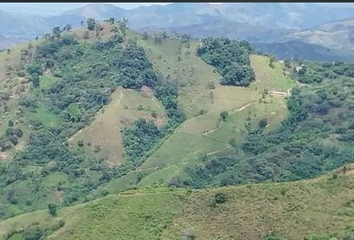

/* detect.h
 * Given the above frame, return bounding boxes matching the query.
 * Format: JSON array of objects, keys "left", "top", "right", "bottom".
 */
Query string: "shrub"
[
  {"left": 48, "top": 203, "right": 57, "bottom": 216},
  {"left": 220, "top": 111, "right": 228, "bottom": 121},
  {"left": 210, "top": 192, "right": 227, "bottom": 208}
]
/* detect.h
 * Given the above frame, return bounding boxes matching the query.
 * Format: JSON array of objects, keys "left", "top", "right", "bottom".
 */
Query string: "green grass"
[
  {"left": 28, "top": 101, "right": 59, "bottom": 128},
  {"left": 210, "top": 96, "right": 288, "bottom": 143},
  {"left": 69, "top": 86, "right": 166, "bottom": 166},
  {"left": 142, "top": 132, "right": 227, "bottom": 169},
  {"left": 39, "top": 76, "right": 57, "bottom": 91},
  {"left": 138, "top": 165, "right": 180, "bottom": 186},
  {"left": 2, "top": 171, "right": 354, "bottom": 240},
  {"left": 250, "top": 54, "right": 295, "bottom": 92},
  {"left": 132, "top": 32, "right": 220, "bottom": 89},
  {"left": 42, "top": 172, "right": 68, "bottom": 188}
]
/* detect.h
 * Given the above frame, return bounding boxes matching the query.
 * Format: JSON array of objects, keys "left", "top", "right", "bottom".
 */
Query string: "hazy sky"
[
  {"left": 0, "top": 3, "right": 171, "bottom": 16},
  {"left": 1, "top": 2, "right": 354, "bottom": 17}
]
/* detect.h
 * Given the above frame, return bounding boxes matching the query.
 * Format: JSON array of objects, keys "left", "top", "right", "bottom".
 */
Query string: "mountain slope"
[
  {"left": 284, "top": 18, "right": 354, "bottom": 51},
  {"left": 208, "top": 3, "right": 354, "bottom": 30},
  {"left": 1, "top": 168, "right": 353, "bottom": 240},
  {"left": 254, "top": 17, "right": 354, "bottom": 61},
  {"left": 252, "top": 40, "right": 354, "bottom": 61}
]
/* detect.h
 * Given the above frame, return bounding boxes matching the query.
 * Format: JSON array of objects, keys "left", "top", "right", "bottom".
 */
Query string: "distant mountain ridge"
[
  {"left": 1, "top": 3, "right": 354, "bottom": 60},
  {"left": 253, "top": 17, "right": 354, "bottom": 61}
]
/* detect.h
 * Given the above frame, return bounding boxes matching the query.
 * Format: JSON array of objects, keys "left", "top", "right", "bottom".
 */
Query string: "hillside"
[
  {"left": 284, "top": 18, "right": 354, "bottom": 51},
  {"left": 1, "top": 168, "right": 354, "bottom": 240},
  {"left": 82, "top": 32, "right": 294, "bottom": 196},
  {"left": 2, "top": 18, "right": 354, "bottom": 240},
  {"left": 0, "top": 19, "right": 297, "bottom": 220}
]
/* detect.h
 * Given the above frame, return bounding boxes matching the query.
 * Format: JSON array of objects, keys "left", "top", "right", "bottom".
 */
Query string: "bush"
[
  {"left": 48, "top": 203, "right": 57, "bottom": 216},
  {"left": 220, "top": 111, "right": 228, "bottom": 121},
  {"left": 210, "top": 192, "right": 227, "bottom": 208},
  {"left": 24, "top": 225, "right": 44, "bottom": 240}
]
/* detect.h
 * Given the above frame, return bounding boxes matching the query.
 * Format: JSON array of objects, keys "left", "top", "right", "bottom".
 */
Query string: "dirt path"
[
  {"left": 268, "top": 88, "right": 292, "bottom": 97},
  {"left": 202, "top": 101, "right": 257, "bottom": 136}
]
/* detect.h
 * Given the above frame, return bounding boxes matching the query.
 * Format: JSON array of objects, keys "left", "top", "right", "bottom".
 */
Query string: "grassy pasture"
[
  {"left": 69, "top": 86, "right": 166, "bottom": 166},
  {"left": 1, "top": 170, "right": 354, "bottom": 240},
  {"left": 250, "top": 54, "right": 295, "bottom": 92}
]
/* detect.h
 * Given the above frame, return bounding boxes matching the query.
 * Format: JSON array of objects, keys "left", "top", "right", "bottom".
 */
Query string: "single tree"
[
  {"left": 52, "top": 26, "right": 62, "bottom": 38},
  {"left": 220, "top": 111, "right": 228, "bottom": 121},
  {"left": 31, "top": 73, "right": 40, "bottom": 88},
  {"left": 63, "top": 24, "right": 72, "bottom": 32},
  {"left": 258, "top": 118, "right": 268, "bottom": 129},
  {"left": 153, "top": 35, "right": 162, "bottom": 44},
  {"left": 83, "top": 30, "right": 89, "bottom": 39},
  {"left": 48, "top": 203, "right": 57, "bottom": 216},
  {"left": 87, "top": 18, "right": 96, "bottom": 31},
  {"left": 162, "top": 31, "right": 168, "bottom": 39},
  {"left": 108, "top": 17, "right": 115, "bottom": 24},
  {"left": 142, "top": 32, "right": 149, "bottom": 40}
]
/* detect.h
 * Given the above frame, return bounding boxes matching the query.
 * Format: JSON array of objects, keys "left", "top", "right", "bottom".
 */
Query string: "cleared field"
[
  {"left": 1, "top": 170, "right": 354, "bottom": 240},
  {"left": 179, "top": 85, "right": 260, "bottom": 134},
  {"left": 250, "top": 54, "right": 295, "bottom": 92},
  {"left": 39, "top": 75, "right": 57, "bottom": 91},
  {"left": 141, "top": 132, "right": 226, "bottom": 170},
  {"left": 210, "top": 96, "right": 288, "bottom": 143},
  {"left": 134, "top": 33, "right": 220, "bottom": 89},
  {"left": 69, "top": 86, "right": 166, "bottom": 166},
  {"left": 27, "top": 101, "right": 59, "bottom": 128}
]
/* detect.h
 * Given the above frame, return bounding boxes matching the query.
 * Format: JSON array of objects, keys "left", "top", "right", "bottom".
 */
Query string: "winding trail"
[
  {"left": 202, "top": 101, "right": 257, "bottom": 136},
  {"left": 268, "top": 88, "right": 292, "bottom": 97}
]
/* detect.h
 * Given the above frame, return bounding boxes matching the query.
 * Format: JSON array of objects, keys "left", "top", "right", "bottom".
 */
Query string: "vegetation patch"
[{"left": 197, "top": 37, "right": 255, "bottom": 87}]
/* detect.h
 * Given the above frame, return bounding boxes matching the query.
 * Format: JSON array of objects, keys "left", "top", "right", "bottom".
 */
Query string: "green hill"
[
  {"left": 1, "top": 168, "right": 354, "bottom": 240},
  {"left": 85, "top": 31, "right": 294, "bottom": 196}
]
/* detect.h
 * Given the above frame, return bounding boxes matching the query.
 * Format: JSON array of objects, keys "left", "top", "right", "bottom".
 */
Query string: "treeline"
[
  {"left": 197, "top": 37, "right": 255, "bottom": 87},
  {"left": 292, "top": 61, "right": 354, "bottom": 84},
  {"left": 183, "top": 61, "right": 354, "bottom": 187}
]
